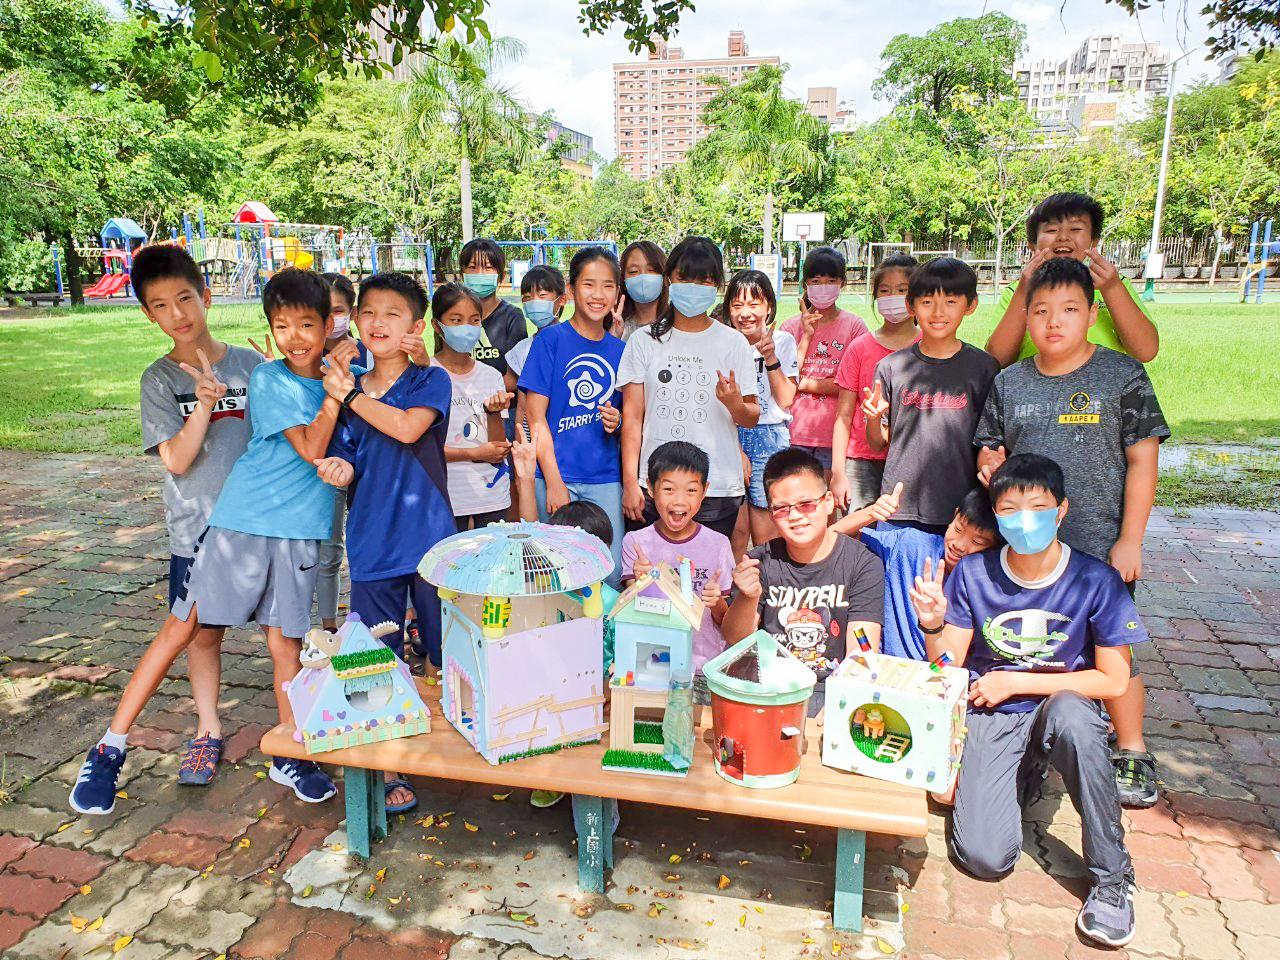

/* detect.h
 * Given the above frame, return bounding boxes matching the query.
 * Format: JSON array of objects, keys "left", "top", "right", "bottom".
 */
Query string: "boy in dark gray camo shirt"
[{"left": 974, "top": 257, "right": 1169, "bottom": 811}]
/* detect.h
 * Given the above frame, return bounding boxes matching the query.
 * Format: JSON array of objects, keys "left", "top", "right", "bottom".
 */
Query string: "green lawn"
[{"left": 1, "top": 297, "right": 1278, "bottom": 454}]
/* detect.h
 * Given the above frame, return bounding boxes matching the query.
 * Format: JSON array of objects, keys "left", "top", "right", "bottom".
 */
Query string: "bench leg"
[
  {"left": 369, "top": 771, "right": 387, "bottom": 843},
  {"left": 571, "top": 794, "right": 608, "bottom": 894},
  {"left": 833, "top": 827, "right": 866, "bottom": 934},
  {"left": 344, "top": 767, "right": 372, "bottom": 859}
]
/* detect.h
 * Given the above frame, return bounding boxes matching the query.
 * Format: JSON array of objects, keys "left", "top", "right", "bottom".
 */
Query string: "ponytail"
[{"left": 649, "top": 236, "right": 723, "bottom": 342}]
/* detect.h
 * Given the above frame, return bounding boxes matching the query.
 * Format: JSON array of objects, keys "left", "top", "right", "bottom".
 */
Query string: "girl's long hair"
[
  {"left": 649, "top": 236, "right": 724, "bottom": 342},
  {"left": 620, "top": 240, "right": 668, "bottom": 321},
  {"left": 568, "top": 246, "right": 623, "bottom": 332}
]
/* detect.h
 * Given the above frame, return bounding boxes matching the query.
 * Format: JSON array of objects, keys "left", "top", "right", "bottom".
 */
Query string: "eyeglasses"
[{"left": 769, "top": 498, "right": 825, "bottom": 521}]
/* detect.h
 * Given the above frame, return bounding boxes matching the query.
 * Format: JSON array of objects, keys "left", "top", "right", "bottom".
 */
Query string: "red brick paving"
[
  {"left": 229, "top": 897, "right": 310, "bottom": 959},
  {"left": 0, "top": 872, "right": 80, "bottom": 917},
  {"left": 1242, "top": 848, "right": 1280, "bottom": 903},
  {"left": 9, "top": 844, "right": 111, "bottom": 884},
  {"left": 0, "top": 835, "right": 36, "bottom": 871},
  {"left": 123, "top": 830, "right": 228, "bottom": 870},
  {"left": 1191, "top": 842, "right": 1269, "bottom": 902},
  {"left": 161, "top": 808, "right": 255, "bottom": 842},
  {"left": 911, "top": 921, "right": 1011, "bottom": 960},
  {"left": 0, "top": 912, "right": 40, "bottom": 951}
]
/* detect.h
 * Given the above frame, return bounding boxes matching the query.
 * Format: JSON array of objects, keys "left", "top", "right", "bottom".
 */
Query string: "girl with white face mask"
[
  {"left": 831, "top": 253, "right": 922, "bottom": 511},
  {"left": 779, "top": 246, "right": 868, "bottom": 481}
]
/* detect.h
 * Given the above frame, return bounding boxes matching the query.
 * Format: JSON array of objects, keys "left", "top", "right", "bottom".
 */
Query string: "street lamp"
[{"left": 1142, "top": 48, "right": 1197, "bottom": 303}]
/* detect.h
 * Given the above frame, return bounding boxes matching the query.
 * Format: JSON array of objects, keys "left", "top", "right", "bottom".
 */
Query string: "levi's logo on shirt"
[{"left": 176, "top": 389, "right": 247, "bottom": 422}]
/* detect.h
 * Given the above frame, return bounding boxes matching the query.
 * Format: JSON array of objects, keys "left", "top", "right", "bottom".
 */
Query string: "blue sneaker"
[
  {"left": 269, "top": 757, "right": 336, "bottom": 803},
  {"left": 1077, "top": 879, "right": 1136, "bottom": 948},
  {"left": 69, "top": 745, "right": 126, "bottom": 815}
]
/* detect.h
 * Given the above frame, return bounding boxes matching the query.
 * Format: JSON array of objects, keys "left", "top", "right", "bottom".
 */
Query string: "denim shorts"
[{"left": 738, "top": 423, "right": 793, "bottom": 509}]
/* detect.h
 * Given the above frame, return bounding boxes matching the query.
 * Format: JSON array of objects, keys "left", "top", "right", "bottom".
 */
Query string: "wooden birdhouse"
[
  {"left": 418, "top": 522, "right": 614, "bottom": 766},
  {"left": 285, "top": 614, "right": 431, "bottom": 754},
  {"left": 821, "top": 652, "right": 968, "bottom": 791}
]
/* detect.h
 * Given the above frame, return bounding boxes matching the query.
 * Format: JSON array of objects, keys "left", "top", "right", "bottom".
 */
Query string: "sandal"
[
  {"left": 178, "top": 735, "right": 223, "bottom": 786},
  {"left": 384, "top": 776, "right": 418, "bottom": 814}
]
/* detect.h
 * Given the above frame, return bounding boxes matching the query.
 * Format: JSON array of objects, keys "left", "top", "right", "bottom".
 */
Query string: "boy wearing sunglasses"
[{"left": 724, "top": 448, "right": 885, "bottom": 717}]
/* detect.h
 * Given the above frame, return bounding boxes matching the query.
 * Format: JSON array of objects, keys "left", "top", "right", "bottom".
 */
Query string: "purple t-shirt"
[{"left": 620, "top": 523, "right": 735, "bottom": 672}]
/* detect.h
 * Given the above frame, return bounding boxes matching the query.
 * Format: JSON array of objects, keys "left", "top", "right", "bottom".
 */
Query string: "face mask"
[
  {"left": 997, "top": 507, "right": 1060, "bottom": 556},
  {"left": 805, "top": 282, "right": 841, "bottom": 310},
  {"left": 440, "top": 323, "right": 484, "bottom": 354},
  {"left": 668, "top": 282, "right": 719, "bottom": 318},
  {"left": 329, "top": 313, "right": 350, "bottom": 339},
  {"left": 523, "top": 300, "right": 557, "bottom": 329},
  {"left": 625, "top": 273, "right": 664, "bottom": 304},
  {"left": 463, "top": 273, "right": 499, "bottom": 298},
  {"left": 877, "top": 295, "right": 910, "bottom": 324}
]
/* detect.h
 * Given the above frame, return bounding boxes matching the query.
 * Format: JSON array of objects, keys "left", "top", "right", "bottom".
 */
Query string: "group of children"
[{"left": 70, "top": 191, "right": 1167, "bottom": 949}]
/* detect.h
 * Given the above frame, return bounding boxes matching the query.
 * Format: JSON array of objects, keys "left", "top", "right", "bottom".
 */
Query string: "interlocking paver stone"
[{"left": 9, "top": 844, "right": 112, "bottom": 884}]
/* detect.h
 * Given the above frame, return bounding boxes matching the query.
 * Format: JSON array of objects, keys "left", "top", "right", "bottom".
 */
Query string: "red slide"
[{"left": 85, "top": 273, "right": 129, "bottom": 298}]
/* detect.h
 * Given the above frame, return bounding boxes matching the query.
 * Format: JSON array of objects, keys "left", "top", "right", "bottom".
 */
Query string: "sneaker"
[
  {"left": 269, "top": 757, "right": 337, "bottom": 803},
  {"left": 69, "top": 745, "right": 126, "bottom": 815},
  {"left": 1113, "top": 750, "right": 1159, "bottom": 808},
  {"left": 406, "top": 620, "right": 425, "bottom": 657},
  {"left": 1077, "top": 879, "right": 1136, "bottom": 947},
  {"left": 177, "top": 735, "right": 223, "bottom": 786},
  {"left": 530, "top": 789, "right": 565, "bottom": 808}
]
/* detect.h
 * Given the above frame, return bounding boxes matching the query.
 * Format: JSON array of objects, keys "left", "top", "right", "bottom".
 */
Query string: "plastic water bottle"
[{"left": 662, "top": 667, "right": 694, "bottom": 771}]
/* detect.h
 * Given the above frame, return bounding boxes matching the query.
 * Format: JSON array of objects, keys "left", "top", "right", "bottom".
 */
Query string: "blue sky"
[{"left": 484, "top": 0, "right": 1219, "bottom": 159}]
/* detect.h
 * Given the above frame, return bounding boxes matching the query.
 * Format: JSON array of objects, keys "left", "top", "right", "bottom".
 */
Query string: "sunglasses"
[{"left": 769, "top": 497, "right": 826, "bottom": 521}]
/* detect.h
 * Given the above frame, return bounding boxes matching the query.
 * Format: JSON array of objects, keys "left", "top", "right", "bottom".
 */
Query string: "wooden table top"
[{"left": 262, "top": 682, "right": 929, "bottom": 838}]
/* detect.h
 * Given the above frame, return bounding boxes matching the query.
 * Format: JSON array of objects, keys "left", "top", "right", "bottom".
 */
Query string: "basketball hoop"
[{"left": 795, "top": 224, "right": 811, "bottom": 242}]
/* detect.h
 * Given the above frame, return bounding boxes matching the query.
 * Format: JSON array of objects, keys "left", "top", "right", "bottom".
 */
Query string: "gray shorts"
[
  {"left": 172, "top": 527, "right": 319, "bottom": 639},
  {"left": 843, "top": 458, "right": 885, "bottom": 510}
]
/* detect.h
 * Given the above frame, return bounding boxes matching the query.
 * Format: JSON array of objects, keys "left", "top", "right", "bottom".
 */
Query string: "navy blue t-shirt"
[
  {"left": 329, "top": 364, "right": 456, "bottom": 581},
  {"left": 518, "top": 321, "right": 625, "bottom": 485},
  {"left": 860, "top": 524, "right": 944, "bottom": 662},
  {"left": 944, "top": 545, "right": 1148, "bottom": 713}
]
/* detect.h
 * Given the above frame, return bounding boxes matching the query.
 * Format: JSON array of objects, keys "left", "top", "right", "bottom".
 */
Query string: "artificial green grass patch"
[
  {"left": 497, "top": 738, "right": 599, "bottom": 764},
  {"left": 852, "top": 728, "right": 910, "bottom": 764},
  {"left": 633, "top": 721, "right": 664, "bottom": 745},
  {"left": 601, "top": 748, "right": 684, "bottom": 774}
]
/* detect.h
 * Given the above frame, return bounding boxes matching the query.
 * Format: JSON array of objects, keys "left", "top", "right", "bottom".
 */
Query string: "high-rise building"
[
  {"left": 806, "top": 87, "right": 857, "bottom": 133},
  {"left": 1013, "top": 33, "right": 1170, "bottom": 129},
  {"left": 613, "top": 30, "right": 780, "bottom": 178}
]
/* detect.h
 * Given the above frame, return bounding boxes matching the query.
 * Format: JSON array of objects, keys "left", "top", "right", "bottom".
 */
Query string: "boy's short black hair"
[
  {"left": 521, "top": 264, "right": 566, "bottom": 298},
  {"left": 647, "top": 441, "right": 709, "bottom": 488},
  {"left": 459, "top": 238, "right": 506, "bottom": 278},
  {"left": 548, "top": 501, "right": 613, "bottom": 547},
  {"left": 263, "top": 268, "right": 330, "bottom": 322},
  {"left": 131, "top": 243, "right": 203, "bottom": 306},
  {"left": 1026, "top": 192, "right": 1105, "bottom": 245},
  {"left": 1025, "top": 257, "right": 1095, "bottom": 309},
  {"left": 956, "top": 487, "right": 1000, "bottom": 537},
  {"left": 359, "top": 272, "right": 430, "bottom": 321},
  {"left": 802, "top": 245, "right": 847, "bottom": 282},
  {"left": 762, "top": 447, "right": 826, "bottom": 499},
  {"left": 989, "top": 453, "right": 1067, "bottom": 506},
  {"left": 907, "top": 257, "right": 978, "bottom": 303},
  {"left": 322, "top": 272, "right": 356, "bottom": 309}
]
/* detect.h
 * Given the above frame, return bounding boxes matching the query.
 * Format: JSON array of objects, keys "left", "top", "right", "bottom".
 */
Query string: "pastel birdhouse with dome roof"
[
  {"left": 285, "top": 614, "right": 431, "bottom": 754},
  {"left": 418, "top": 521, "right": 614, "bottom": 766},
  {"left": 821, "top": 649, "right": 969, "bottom": 791}
]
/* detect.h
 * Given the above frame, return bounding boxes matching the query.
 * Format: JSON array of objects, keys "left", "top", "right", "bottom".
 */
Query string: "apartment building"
[
  {"left": 1013, "top": 33, "right": 1170, "bottom": 129},
  {"left": 613, "top": 30, "right": 780, "bottom": 178}
]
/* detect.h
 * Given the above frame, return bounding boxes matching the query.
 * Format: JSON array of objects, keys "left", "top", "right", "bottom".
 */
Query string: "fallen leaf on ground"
[
  {"left": 300, "top": 885, "right": 313, "bottom": 898},
  {"left": 668, "top": 853, "right": 682, "bottom": 864},
  {"left": 87, "top": 917, "right": 103, "bottom": 932},
  {"left": 491, "top": 792, "right": 511, "bottom": 801},
  {"left": 617, "top": 903, "right": 634, "bottom": 912},
  {"left": 648, "top": 903, "right": 666, "bottom": 918},
  {"left": 524, "top": 851, "right": 536, "bottom": 860},
  {"left": 112, "top": 936, "right": 132, "bottom": 953},
  {"left": 375, "top": 867, "right": 388, "bottom": 883},
  {"left": 877, "top": 938, "right": 895, "bottom": 954},
  {"left": 464, "top": 821, "right": 479, "bottom": 832},
  {"left": 79, "top": 885, "right": 92, "bottom": 896},
  {"left": 238, "top": 839, "right": 250, "bottom": 848},
  {"left": 417, "top": 815, "right": 436, "bottom": 828},
  {"left": 797, "top": 844, "right": 812, "bottom": 861},
  {"left": 717, "top": 874, "right": 731, "bottom": 890},
  {"left": 70, "top": 916, "right": 88, "bottom": 932}
]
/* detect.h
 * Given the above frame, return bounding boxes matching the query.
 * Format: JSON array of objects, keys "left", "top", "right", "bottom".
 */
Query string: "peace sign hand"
[
  {"left": 861, "top": 379, "right": 889, "bottom": 421},
  {"left": 756, "top": 325, "right": 778, "bottom": 365},
  {"left": 797, "top": 298, "right": 822, "bottom": 339},
  {"left": 908, "top": 557, "right": 947, "bottom": 631},
  {"left": 977, "top": 444, "right": 1007, "bottom": 488},
  {"left": 322, "top": 350, "right": 355, "bottom": 402},
  {"left": 178, "top": 348, "right": 226, "bottom": 411},
  {"left": 248, "top": 336, "right": 275, "bottom": 361},
  {"left": 610, "top": 293, "right": 627, "bottom": 330},
  {"left": 1085, "top": 247, "right": 1120, "bottom": 292},
  {"left": 715, "top": 370, "right": 742, "bottom": 409}
]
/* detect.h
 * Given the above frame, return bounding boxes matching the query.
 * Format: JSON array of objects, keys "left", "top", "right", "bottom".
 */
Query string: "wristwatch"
[
  {"left": 764, "top": 361, "right": 782, "bottom": 371},
  {"left": 919, "top": 621, "right": 944, "bottom": 635},
  {"left": 341, "top": 388, "right": 360, "bottom": 409}
]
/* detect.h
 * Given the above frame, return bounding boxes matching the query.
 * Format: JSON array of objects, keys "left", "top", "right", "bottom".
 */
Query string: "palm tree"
[{"left": 401, "top": 33, "right": 540, "bottom": 242}]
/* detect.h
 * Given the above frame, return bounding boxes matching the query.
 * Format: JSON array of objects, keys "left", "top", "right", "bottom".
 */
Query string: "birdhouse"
[
  {"left": 600, "top": 561, "right": 704, "bottom": 776},
  {"left": 821, "top": 651, "right": 968, "bottom": 791},
  {"left": 418, "top": 522, "right": 614, "bottom": 766},
  {"left": 285, "top": 614, "right": 431, "bottom": 754},
  {"left": 702, "top": 630, "right": 817, "bottom": 789}
]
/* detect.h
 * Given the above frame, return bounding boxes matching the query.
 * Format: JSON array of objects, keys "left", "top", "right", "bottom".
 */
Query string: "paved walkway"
[{"left": 0, "top": 449, "right": 1276, "bottom": 960}]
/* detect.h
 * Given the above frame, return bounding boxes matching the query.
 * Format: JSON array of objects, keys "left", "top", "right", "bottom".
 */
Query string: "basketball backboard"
[{"left": 782, "top": 212, "right": 826, "bottom": 243}]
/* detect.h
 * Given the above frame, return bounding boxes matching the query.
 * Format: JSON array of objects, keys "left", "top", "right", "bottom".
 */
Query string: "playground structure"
[
  {"left": 495, "top": 240, "right": 618, "bottom": 292},
  {"left": 227, "top": 202, "right": 346, "bottom": 296},
  {"left": 80, "top": 218, "right": 147, "bottom": 298},
  {"left": 1241, "top": 219, "right": 1278, "bottom": 304}
]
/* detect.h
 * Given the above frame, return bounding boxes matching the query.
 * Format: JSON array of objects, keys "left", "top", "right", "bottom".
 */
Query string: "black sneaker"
[
  {"left": 69, "top": 745, "right": 126, "bottom": 815},
  {"left": 1077, "top": 879, "right": 1136, "bottom": 947},
  {"left": 406, "top": 620, "right": 425, "bottom": 658},
  {"left": 1113, "top": 750, "right": 1159, "bottom": 808}
]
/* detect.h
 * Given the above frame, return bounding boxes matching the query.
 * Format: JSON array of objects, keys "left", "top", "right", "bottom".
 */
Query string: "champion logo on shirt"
[
  {"left": 176, "top": 389, "right": 248, "bottom": 422},
  {"left": 982, "top": 607, "right": 1073, "bottom": 668},
  {"left": 900, "top": 389, "right": 969, "bottom": 410}
]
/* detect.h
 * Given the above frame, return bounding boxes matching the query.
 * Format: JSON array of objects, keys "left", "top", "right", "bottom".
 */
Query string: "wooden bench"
[
  {"left": 2, "top": 292, "right": 65, "bottom": 308},
  {"left": 262, "top": 683, "right": 928, "bottom": 933}
]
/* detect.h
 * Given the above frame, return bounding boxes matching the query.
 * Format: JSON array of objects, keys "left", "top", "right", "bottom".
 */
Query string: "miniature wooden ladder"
[{"left": 874, "top": 735, "right": 910, "bottom": 762}]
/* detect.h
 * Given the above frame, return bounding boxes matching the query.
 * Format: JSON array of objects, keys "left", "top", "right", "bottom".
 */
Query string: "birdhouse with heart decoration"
[{"left": 284, "top": 613, "right": 431, "bottom": 753}]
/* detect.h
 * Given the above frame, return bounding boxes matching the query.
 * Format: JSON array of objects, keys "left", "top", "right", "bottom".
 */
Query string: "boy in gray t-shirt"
[
  {"left": 134, "top": 245, "right": 262, "bottom": 788},
  {"left": 974, "top": 257, "right": 1169, "bottom": 813}
]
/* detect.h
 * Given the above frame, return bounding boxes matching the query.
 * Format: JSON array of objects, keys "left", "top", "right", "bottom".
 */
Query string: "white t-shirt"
[
  {"left": 752, "top": 330, "right": 799, "bottom": 426},
  {"left": 617, "top": 323, "right": 758, "bottom": 497},
  {"left": 443, "top": 362, "right": 511, "bottom": 515},
  {"left": 506, "top": 336, "right": 534, "bottom": 378}
]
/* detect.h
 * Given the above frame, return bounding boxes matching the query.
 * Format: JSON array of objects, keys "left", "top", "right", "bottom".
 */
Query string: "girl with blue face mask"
[
  {"left": 431, "top": 283, "right": 514, "bottom": 530},
  {"left": 618, "top": 240, "right": 668, "bottom": 342},
  {"left": 615, "top": 237, "right": 763, "bottom": 540}
]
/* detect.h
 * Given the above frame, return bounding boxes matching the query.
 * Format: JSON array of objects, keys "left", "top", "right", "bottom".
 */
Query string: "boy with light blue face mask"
[{"left": 912, "top": 452, "right": 1145, "bottom": 950}]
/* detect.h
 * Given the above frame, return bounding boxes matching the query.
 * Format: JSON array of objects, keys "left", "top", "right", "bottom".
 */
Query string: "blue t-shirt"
[
  {"left": 329, "top": 364, "right": 456, "bottom": 581},
  {"left": 207, "top": 361, "right": 334, "bottom": 541},
  {"left": 944, "top": 545, "right": 1148, "bottom": 714},
  {"left": 518, "top": 322, "right": 624, "bottom": 485},
  {"left": 860, "top": 524, "right": 944, "bottom": 662}
]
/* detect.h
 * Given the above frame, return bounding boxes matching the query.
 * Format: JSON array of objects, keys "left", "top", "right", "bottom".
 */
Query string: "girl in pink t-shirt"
[
  {"left": 780, "top": 246, "right": 867, "bottom": 475},
  {"left": 831, "top": 254, "right": 921, "bottom": 509}
]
